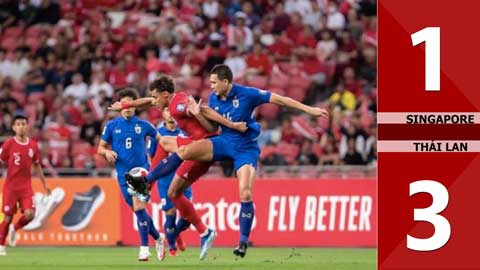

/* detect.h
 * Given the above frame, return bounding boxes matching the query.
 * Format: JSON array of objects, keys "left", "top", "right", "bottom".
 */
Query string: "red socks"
[
  {"left": 0, "top": 221, "right": 9, "bottom": 245},
  {"left": 14, "top": 215, "right": 32, "bottom": 231},
  {"left": 171, "top": 195, "right": 206, "bottom": 235}
]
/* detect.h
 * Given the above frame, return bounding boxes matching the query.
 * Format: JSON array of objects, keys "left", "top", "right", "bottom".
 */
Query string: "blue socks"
[
  {"left": 146, "top": 153, "right": 183, "bottom": 183},
  {"left": 239, "top": 201, "right": 255, "bottom": 243},
  {"left": 147, "top": 215, "right": 160, "bottom": 240},
  {"left": 176, "top": 217, "right": 191, "bottom": 234},
  {"left": 135, "top": 209, "right": 150, "bottom": 246},
  {"left": 164, "top": 214, "right": 177, "bottom": 249}
]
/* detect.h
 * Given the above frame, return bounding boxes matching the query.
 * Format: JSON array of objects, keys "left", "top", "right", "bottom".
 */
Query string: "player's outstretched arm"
[
  {"left": 269, "top": 93, "right": 329, "bottom": 118},
  {"left": 186, "top": 98, "right": 218, "bottom": 132},
  {"left": 200, "top": 106, "right": 248, "bottom": 133},
  {"left": 34, "top": 162, "right": 50, "bottom": 195},
  {"left": 97, "top": 139, "right": 118, "bottom": 163},
  {"left": 108, "top": 97, "right": 156, "bottom": 111}
]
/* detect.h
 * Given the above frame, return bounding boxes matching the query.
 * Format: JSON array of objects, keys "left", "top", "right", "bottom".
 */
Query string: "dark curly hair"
[
  {"left": 149, "top": 75, "right": 175, "bottom": 93},
  {"left": 118, "top": 87, "right": 139, "bottom": 101}
]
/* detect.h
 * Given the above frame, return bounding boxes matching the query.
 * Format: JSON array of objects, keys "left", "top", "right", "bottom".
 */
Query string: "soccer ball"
[{"left": 128, "top": 167, "right": 148, "bottom": 178}]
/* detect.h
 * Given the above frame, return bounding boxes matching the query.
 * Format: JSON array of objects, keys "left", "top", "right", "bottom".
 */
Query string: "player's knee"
[
  {"left": 176, "top": 146, "right": 189, "bottom": 159},
  {"left": 3, "top": 215, "right": 13, "bottom": 223},
  {"left": 240, "top": 189, "right": 253, "bottom": 201},
  {"left": 24, "top": 210, "right": 35, "bottom": 220},
  {"left": 167, "top": 188, "right": 180, "bottom": 199}
]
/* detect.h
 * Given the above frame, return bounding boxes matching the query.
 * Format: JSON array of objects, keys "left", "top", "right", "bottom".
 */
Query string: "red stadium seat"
[
  {"left": 269, "top": 87, "right": 285, "bottom": 96},
  {"left": 287, "top": 87, "right": 306, "bottom": 102},
  {"left": 275, "top": 142, "right": 300, "bottom": 164},
  {"left": 10, "top": 91, "right": 25, "bottom": 104},
  {"left": 26, "top": 37, "right": 40, "bottom": 52},
  {"left": 4, "top": 26, "right": 23, "bottom": 38},
  {"left": 183, "top": 76, "right": 202, "bottom": 96},
  {"left": 26, "top": 26, "right": 44, "bottom": 38},
  {"left": 268, "top": 73, "right": 289, "bottom": 90},
  {"left": 258, "top": 103, "right": 280, "bottom": 120},
  {"left": 247, "top": 75, "right": 268, "bottom": 89},
  {"left": 72, "top": 142, "right": 92, "bottom": 156},
  {"left": 288, "top": 76, "right": 311, "bottom": 90},
  {"left": 1, "top": 37, "right": 17, "bottom": 52},
  {"left": 27, "top": 92, "right": 45, "bottom": 103}
]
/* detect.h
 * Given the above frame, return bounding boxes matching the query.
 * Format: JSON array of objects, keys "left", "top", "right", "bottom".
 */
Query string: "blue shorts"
[
  {"left": 157, "top": 171, "right": 193, "bottom": 211},
  {"left": 209, "top": 136, "right": 260, "bottom": 172}
]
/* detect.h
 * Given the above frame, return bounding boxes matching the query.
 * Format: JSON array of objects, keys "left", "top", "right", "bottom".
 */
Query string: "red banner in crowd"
[{"left": 120, "top": 178, "right": 376, "bottom": 247}]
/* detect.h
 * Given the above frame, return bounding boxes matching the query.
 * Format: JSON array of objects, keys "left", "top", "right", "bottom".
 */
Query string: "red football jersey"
[
  {"left": 168, "top": 92, "right": 216, "bottom": 140},
  {"left": 0, "top": 137, "right": 40, "bottom": 190}
]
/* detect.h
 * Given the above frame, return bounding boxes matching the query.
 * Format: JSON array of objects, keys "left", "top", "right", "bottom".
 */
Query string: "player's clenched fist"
[
  {"left": 307, "top": 107, "right": 329, "bottom": 119},
  {"left": 230, "top": 121, "right": 248, "bottom": 133}
]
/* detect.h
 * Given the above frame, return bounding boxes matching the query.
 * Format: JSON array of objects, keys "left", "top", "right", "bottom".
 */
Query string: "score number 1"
[
  {"left": 411, "top": 27, "right": 440, "bottom": 91},
  {"left": 407, "top": 27, "right": 450, "bottom": 252}
]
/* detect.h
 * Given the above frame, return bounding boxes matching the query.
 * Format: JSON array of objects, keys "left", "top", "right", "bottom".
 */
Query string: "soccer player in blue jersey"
[
  {"left": 97, "top": 88, "right": 166, "bottom": 261},
  {"left": 128, "top": 65, "right": 329, "bottom": 257},
  {"left": 147, "top": 107, "right": 192, "bottom": 257}
]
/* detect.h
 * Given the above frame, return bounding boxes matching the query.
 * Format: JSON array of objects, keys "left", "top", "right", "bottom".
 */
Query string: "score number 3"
[
  {"left": 411, "top": 27, "right": 440, "bottom": 91},
  {"left": 408, "top": 180, "right": 451, "bottom": 251}
]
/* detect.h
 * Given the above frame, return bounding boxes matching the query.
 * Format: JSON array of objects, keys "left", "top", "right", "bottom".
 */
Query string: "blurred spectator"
[
  {"left": 319, "top": 134, "right": 341, "bottom": 165},
  {"left": 284, "top": 0, "right": 312, "bottom": 17},
  {"left": 0, "top": 0, "right": 19, "bottom": 31},
  {"left": 35, "top": 33, "right": 55, "bottom": 61},
  {"left": 224, "top": 46, "right": 247, "bottom": 79},
  {"left": 326, "top": 1, "right": 346, "bottom": 31},
  {"left": 342, "top": 137, "right": 365, "bottom": 165},
  {"left": 257, "top": 118, "right": 274, "bottom": 147},
  {"left": 32, "top": 0, "right": 60, "bottom": 25},
  {"left": 202, "top": 0, "right": 220, "bottom": 20},
  {"left": 63, "top": 72, "right": 88, "bottom": 105},
  {"left": 89, "top": 72, "right": 113, "bottom": 101},
  {"left": 0, "top": 113, "right": 14, "bottom": 144},
  {"left": 329, "top": 82, "right": 356, "bottom": 112},
  {"left": 246, "top": 42, "right": 271, "bottom": 76},
  {"left": 0, "top": 48, "right": 11, "bottom": 76},
  {"left": 202, "top": 40, "right": 226, "bottom": 75},
  {"left": 296, "top": 140, "right": 318, "bottom": 165},
  {"left": 24, "top": 56, "right": 47, "bottom": 95},
  {"left": 226, "top": 11, "right": 253, "bottom": 53},
  {"left": 303, "top": 0, "right": 322, "bottom": 30},
  {"left": 241, "top": 1, "right": 261, "bottom": 28},
  {"left": 80, "top": 110, "right": 101, "bottom": 146},
  {"left": 316, "top": 29, "right": 337, "bottom": 63},
  {"left": 8, "top": 48, "right": 31, "bottom": 81},
  {"left": 280, "top": 117, "right": 303, "bottom": 145}
]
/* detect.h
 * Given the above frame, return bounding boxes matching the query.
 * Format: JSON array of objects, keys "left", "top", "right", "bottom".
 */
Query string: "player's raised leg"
[{"left": 145, "top": 139, "right": 214, "bottom": 185}]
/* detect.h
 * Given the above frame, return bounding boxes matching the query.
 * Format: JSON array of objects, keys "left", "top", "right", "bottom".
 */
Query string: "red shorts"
[
  {"left": 1, "top": 188, "right": 34, "bottom": 216},
  {"left": 176, "top": 136, "right": 213, "bottom": 183}
]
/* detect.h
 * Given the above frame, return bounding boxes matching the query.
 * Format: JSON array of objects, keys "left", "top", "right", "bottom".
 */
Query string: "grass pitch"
[{"left": 0, "top": 247, "right": 376, "bottom": 270}]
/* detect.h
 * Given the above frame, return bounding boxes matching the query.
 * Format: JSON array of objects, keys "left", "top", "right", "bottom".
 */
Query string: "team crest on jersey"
[
  {"left": 135, "top": 124, "right": 142, "bottom": 134},
  {"left": 28, "top": 148, "right": 34, "bottom": 158},
  {"left": 233, "top": 97, "right": 239, "bottom": 108},
  {"left": 177, "top": 103, "right": 185, "bottom": 112}
]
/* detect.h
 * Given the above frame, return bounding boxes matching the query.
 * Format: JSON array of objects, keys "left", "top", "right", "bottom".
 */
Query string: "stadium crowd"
[{"left": 0, "top": 0, "right": 377, "bottom": 175}]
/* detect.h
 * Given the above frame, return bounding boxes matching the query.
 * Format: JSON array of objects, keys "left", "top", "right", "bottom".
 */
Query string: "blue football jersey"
[
  {"left": 147, "top": 123, "right": 185, "bottom": 157},
  {"left": 208, "top": 84, "right": 271, "bottom": 145},
  {"left": 101, "top": 116, "right": 158, "bottom": 177}
]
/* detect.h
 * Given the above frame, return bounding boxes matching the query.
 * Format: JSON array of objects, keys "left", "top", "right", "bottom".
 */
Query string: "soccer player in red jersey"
[
  {"left": 110, "top": 75, "right": 247, "bottom": 260},
  {"left": 0, "top": 115, "right": 49, "bottom": 256}
]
